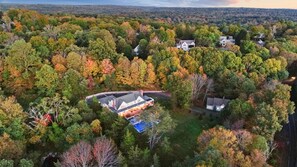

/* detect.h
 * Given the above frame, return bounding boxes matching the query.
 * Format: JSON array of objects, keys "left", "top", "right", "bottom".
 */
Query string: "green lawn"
[
  {"left": 169, "top": 111, "right": 208, "bottom": 160},
  {"left": 144, "top": 97, "right": 218, "bottom": 164}
]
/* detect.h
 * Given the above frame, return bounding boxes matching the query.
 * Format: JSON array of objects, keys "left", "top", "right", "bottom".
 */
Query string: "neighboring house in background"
[
  {"left": 206, "top": 97, "right": 230, "bottom": 112},
  {"left": 176, "top": 40, "right": 195, "bottom": 51},
  {"left": 98, "top": 91, "right": 154, "bottom": 118},
  {"left": 254, "top": 33, "right": 265, "bottom": 46},
  {"left": 254, "top": 33, "right": 265, "bottom": 40},
  {"left": 1, "top": 21, "right": 14, "bottom": 32},
  {"left": 257, "top": 39, "right": 265, "bottom": 46},
  {"left": 219, "top": 36, "right": 235, "bottom": 47},
  {"left": 133, "top": 45, "right": 140, "bottom": 55}
]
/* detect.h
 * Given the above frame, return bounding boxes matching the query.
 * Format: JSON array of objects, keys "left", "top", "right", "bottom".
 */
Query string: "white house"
[
  {"left": 133, "top": 45, "right": 140, "bottom": 55},
  {"left": 219, "top": 36, "right": 235, "bottom": 47},
  {"left": 254, "top": 33, "right": 265, "bottom": 40},
  {"left": 206, "top": 97, "right": 230, "bottom": 112},
  {"left": 257, "top": 39, "right": 265, "bottom": 46},
  {"left": 176, "top": 40, "right": 195, "bottom": 51},
  {"left": 98, "top": 91, "right": 154, "bottom": 118},
  {"left": 254, "top": 33, "right": 265, "bottom": 46}
]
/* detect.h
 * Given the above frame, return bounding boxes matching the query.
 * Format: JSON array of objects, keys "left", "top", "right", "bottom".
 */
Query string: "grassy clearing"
[
  {"left": 151, "top": 97, "right": 217, "bottom": 160},
  {"left": 169, "top": 111, "right": 215, "bottom": 160},
  {"left": 137, "top": 96, "right": 218, "bottom": 165}
]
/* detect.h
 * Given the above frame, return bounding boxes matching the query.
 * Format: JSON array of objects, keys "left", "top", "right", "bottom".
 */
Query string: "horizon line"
[{"left": 0, "top": 2, "right": 296, "bottom": 10}]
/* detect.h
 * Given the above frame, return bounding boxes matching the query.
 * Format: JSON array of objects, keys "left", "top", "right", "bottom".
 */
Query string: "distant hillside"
[{"left": 0, "top": 3, "right": 297, "bottom": 24}]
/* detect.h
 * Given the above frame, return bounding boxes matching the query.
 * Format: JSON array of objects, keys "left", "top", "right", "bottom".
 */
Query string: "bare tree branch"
[
  {"left": 203, "top": 78, "right": 214, "bottom": 102},
  {"left": 93, "top": 137, "right": 119, "bottom": 167},
  {"left": 61, "top": 141, "right": 93, "bottom": 167}
]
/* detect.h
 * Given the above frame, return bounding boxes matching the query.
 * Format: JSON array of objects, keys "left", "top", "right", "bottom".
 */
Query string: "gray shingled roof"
[
  {"left": 114, "top": 92, "right": 142, "bottom": 109},
  {"left": 179, "top": 40, "right": 195, "bottom": 45},
  {"left": 99, "top": 92, "right": 144, "bottom": 110},
  {"left": 98, "top": 95, "right": 116, "bottom": 105},
  {"left": 207, "top": 97, "right": 230, "bottom": 106}
]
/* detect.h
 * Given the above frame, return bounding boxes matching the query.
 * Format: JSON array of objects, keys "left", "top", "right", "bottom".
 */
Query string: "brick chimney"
[
  {"left": 113, "top": 98, "right": 116, "bottom": 109},
  {"left": 140, "top": 90, "right": 143, "bottom": 96}
]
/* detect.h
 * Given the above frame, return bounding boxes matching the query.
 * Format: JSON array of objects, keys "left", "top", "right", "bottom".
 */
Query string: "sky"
[{"left": 0, "top": 0, "right": 297, "bottom": 9}]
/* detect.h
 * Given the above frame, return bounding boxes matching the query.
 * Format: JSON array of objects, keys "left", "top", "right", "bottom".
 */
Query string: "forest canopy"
[{"left": 0, "top": 7, "right": 296, "bottom": 167}]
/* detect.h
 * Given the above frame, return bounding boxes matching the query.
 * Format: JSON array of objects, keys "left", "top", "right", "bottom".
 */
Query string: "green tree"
[
  {"left": 167, "top": 75, "right": 192, "bottom": 109},
  {"left": 250, "top": 135, "right": 268, "bottom": 152},
  {"left": 222, "top": 24, "right": 241, "bottom": 36},
  {"left": 242, "top": 53, "right": 263, "bottom": 73},
  {"left": 181, "top": 53, "right": 200, "bottom": 73},
  {"left": 77, "top": 100, "right": 98, "bottom": 122},
  {"left": 4, "top": 39, "right": 41, "bottom": 94},
  {"left": 65, "top": 123, "right": 93, "bottom": 145},
  {"left": 222, "top": 51, "right": 242, "bottom": 72},
  {"left": 19, "top": 159, "right": 34, "bottom": 167},
  {"left": 226, "top": 99, "right": 253, "bottom": 121},
  {"left": 127, "top": 146, "right": 150, "bottom": 167},
  {"left": 75, "top": 31, "right": 89, "bottom": 47},
  {"left": 194, "top": 25, "right": 221, "bottom": 47},
  {"left": 153, "top": 154, "right": 160, "bottom": 167},
  {"left": 116, "top": 37, "right": 132, "bottom": 59},
  {"left": 4, "top": 118, "right": 25, "bottom": 140},
  {"left": 88, "top": 38, "right": 118, "bottom": 62},
  {"left": 196, "top": 148, "right": 228, "bottom": 167},
  {"left": 250, "top": 25, "right": 266, "bottom": 36},
  {"left": 263, "top": 58, "right": 282, "bottom": 78},
  {"left": 7, "top": 9, "right": 19, "bottom": 20},
  {"left": 138, "top": 39, "right": 149, "bottom": 59},
  {"left": 66, "top": 52, "right": 82, "bottom": 71},
  {"left": 121, "top": 129, "right": 135, "bottom": 152},
  {"left": 141, "top": 104, "right": 176, "bottom": 150},
  {"left": 0, "top": 96, "right": 26, "bottom": 140},
  {"left": 48, "top": 122, "right": 64, "bottom": 147},
  {"left": 106, "top": 116, "right": 129, "bottom": 144},
  {"left": 258, "top": 47, "right": 270, "bottom": 60},
  {"left": 202, "top": 49, "right": 223, "bottom": 77},
  {"left": 69, "top": 19, "right": 89, "bottom": 30},
  {"left": 62, "top": 69, "right": 88, "bottom": 102},
  {"left": 0, "top": 159, "right": 13, "bottom": 167},
  {"left": 241, "top": 78, "right": 256, "bottom": 96},
  {"left": 35, "top": 64, "right": 59, "bottom": 96},
  {"left": 240, "top": 40, "right": 257, "bottom": 54},
  {"left": 253, "top": 103, "right": 282, "bottom": 140},
  {"left": 235, "top": 29, "right": 250, "bottom": 45},
  {"left": 29, "top": 36, "right": 50, "bottom": 58},
  {"left": 215, "top": 70, "right": 243, "bottom": 98},
  {"left": 99, "top": 108, "right": 119, "bottom": 134},
  {"left": 249, "top": 82, "right": 295, "bottom": 140},
  {"left": 92, "top": 29, "right": 116, "bottom": 50},
  {"left": 270, "top": 84, "right": 295, "bottom": 123}
]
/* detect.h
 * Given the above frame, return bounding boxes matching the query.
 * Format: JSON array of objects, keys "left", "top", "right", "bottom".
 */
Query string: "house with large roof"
[
  {"left": 254, "top": 33, "right": 265, "bottom": 40},
  {"left": 98, "top": 91, "right": 154, "bottom": 118},
  {"left": 206, "top": 97, "right": 230, "bottom": 112},
  {"left": 219, "top": 36, "right": 235, "bottom": 47},
  {"left": 176, "top": 40, "right": 195, "bottom": 51},
  {"left": 133, "top": 45, "right": 140, "bottom": 55},
  {"left": 254, "top": 33, "right": 266, "bottom": 46}
]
